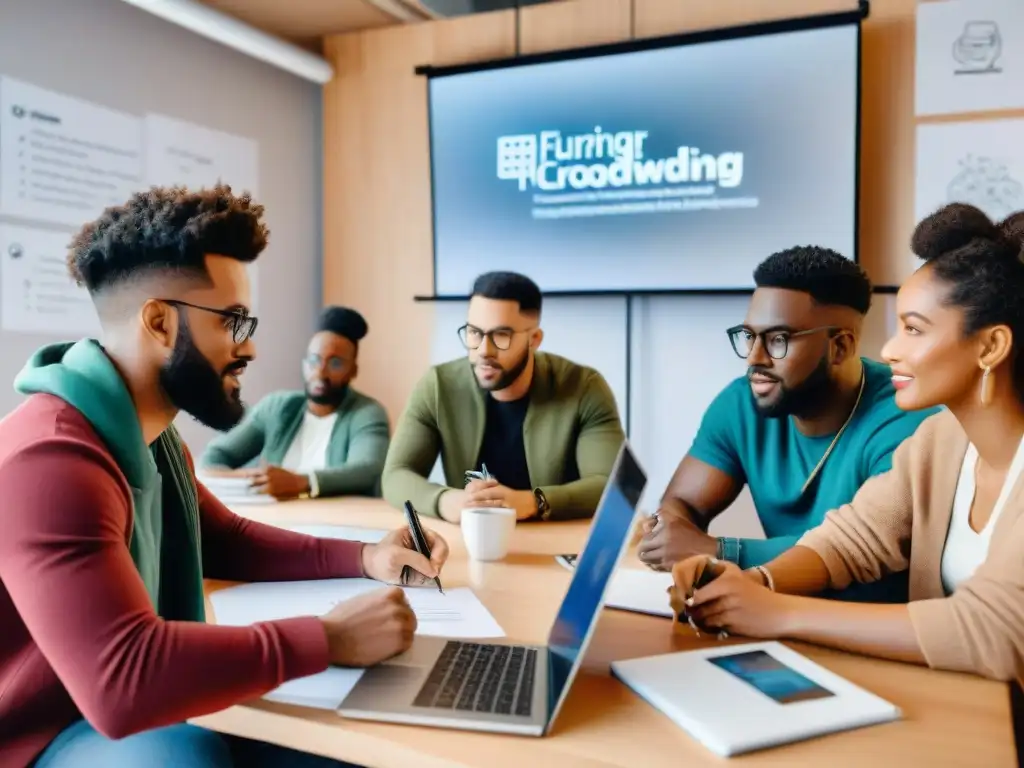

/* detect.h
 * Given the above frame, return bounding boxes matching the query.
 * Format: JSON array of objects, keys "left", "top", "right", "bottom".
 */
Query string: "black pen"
[{"left": 402, "top": 500, "right": 444, "bottom": 594}]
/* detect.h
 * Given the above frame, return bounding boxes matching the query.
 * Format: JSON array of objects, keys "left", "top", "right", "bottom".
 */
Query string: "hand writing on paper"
[
  {"left": 361, "top": 527, "right": 450, "bottom": 586},
  {"left": 464, "top": 479, "right": 538, "bottom": 521},
  {"left": 247, "top": 464, "right": 310, "bottom": 500},
  {"left": 670, "top": 556, "right": 787, "bottom": 639},
  {"left": 321, "top": 587, "right": 417, "bottom": 666},
  {"left": 637, "top": 513, "right": 717, "bottom": 571}
]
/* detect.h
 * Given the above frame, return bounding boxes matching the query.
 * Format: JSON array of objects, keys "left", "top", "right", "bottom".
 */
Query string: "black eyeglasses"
[
  {"left": 726, "top": 324, "right": 840, "bottom": 360},
  {"left": 162, "top": 300, "right": 258, "bottom": 344},
  {"left": 457, "top": 323, "right": 535, "bottom": 351},
  {"left": 304, "top": 353, "right": 348, "bottom": 371}
]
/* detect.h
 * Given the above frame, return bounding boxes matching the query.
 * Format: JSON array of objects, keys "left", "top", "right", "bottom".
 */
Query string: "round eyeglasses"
[
  {"left": 161, "top": 299, "right": 258, "bottom": 344},
  {"left": 457, "top": 323, "right": 534, "bottom": 351},
  {"left": 726, "top": 324, "right": 839, "bottom": 360}
]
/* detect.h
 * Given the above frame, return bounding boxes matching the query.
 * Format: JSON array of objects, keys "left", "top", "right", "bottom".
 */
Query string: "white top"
[
  {"left": 940, "top": 435, "right": 1024, "bottom": 595},
  {"left": 280, "top": 411, "right": 339, "bottom": 475}
]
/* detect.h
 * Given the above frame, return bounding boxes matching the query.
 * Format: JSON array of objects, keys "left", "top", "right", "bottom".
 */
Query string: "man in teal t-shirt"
[{"left": 637, "top": 246, "right": 938, "bottom": 603}]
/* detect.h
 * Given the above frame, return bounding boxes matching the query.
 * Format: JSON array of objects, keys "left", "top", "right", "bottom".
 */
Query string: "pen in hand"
[{"left": 402, "top": 500, "right": 444, "bottom": 594}]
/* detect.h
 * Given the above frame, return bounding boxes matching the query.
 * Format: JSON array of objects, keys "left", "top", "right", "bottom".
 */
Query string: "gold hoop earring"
[{"left": 980, "top": 365, "right": 994, "bottom": 406}]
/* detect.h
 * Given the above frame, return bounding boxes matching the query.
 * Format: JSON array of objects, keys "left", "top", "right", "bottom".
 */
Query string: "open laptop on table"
[{"left": 337, "top": 440, "right": 647, "bottom": 736}]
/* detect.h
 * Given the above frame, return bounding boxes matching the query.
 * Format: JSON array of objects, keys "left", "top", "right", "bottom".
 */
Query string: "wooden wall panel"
[
  {"left": 519, "top": 0, "right": 632, "bottom": 55},
  {"left": 633, "top": 0, "right": 857, "bottom": 37},
  {"left": 323, "top": 0, "right": 922, "bottom": 419}
]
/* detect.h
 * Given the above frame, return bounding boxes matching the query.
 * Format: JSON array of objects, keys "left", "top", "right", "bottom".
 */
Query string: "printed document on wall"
[
  {"left": 143, "top": 114, "right": 260, "bottom": 304},
  {"left": 916, "top": 0, "right": 1024, "bottom": 115},
  {"left": 0, "top": 223, "right": 101, "bottom": 335},
  {"left": 914, "top": 118, "right": 1024, "bottom": 268},
  {"left": 0, "top": 76, "right": 144, "bottom": 227}
]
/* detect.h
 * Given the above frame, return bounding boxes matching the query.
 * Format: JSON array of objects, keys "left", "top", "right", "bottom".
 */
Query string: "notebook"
[
  {"left": 611, "top": 641, "right": 901, "bottom": 756},
  {"left": 555, "top": 556, "right": 674, "bottom": 618}
]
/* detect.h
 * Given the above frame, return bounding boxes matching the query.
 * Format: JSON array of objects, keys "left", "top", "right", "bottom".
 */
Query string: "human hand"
[
  {"left": 671, "top": 556, "right": 788, "bottom": 639},
  {"left": 248, "top": 464, "right": 310, "bottom": 499},
  {"left": 320, "top": 586, "right": 417, "bottom": 667},
  {"left": 360, "top": 526, "right": 449, "bottom": 585},
  {"left": 637, "top": 514, "right": 718, "bottom": 570},
  {"left": 464, "top": 480, "right": 538, "bottom": 521}
]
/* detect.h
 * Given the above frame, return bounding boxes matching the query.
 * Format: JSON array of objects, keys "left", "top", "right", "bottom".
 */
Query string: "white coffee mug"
[{"left": 461, "top": 507, "right": 516, "bottom": 561}]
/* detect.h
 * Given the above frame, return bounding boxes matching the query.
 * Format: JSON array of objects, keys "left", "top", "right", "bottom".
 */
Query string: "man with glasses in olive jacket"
[{"left": 382, "top": 271, "right": 625, "bottom": 523}]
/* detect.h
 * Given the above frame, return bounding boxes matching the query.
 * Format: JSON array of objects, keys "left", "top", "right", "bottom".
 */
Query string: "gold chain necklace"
[{"left": 800, "top": 368, "right": 867, "bottom": 495}]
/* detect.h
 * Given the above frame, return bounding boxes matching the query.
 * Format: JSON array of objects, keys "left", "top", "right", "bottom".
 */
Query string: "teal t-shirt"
[{"left": 688, "top": 357, "right": 939, "bottom": 603}]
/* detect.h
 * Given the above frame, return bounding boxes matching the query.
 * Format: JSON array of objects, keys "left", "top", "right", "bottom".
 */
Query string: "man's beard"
[
  {"left": 306, "top": 380, "right": 348, "bottom": 407},
  {"left": 160, "top": 321, "right": 248, "bottom": 431},
  {"left": 473, "top": 348, "right": 530, "bottom": 392},
  {"left": 750, "top": 354, "right": 832, "bottom": 419}
]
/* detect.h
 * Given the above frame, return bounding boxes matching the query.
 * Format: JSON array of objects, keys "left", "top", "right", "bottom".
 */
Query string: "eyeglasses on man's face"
[
  {"left": 726, "top": 324, "right": 840, "bottom": 360},
  {"left": 161, "top": 299, "right": 258, "bottom": 344},
  {"left": 457, "top": 323, "right": 533, "bottom": 351},
  {"left": 304, "top": 353, "right": 348, "bottom": 372}
]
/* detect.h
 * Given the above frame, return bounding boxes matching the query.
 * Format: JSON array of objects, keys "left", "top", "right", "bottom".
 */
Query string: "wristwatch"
[{"left": 533, "top": 488, "right": 551, "bottom": 521}]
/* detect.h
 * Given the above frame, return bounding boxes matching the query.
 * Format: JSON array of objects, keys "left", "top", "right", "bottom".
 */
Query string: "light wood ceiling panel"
[{"left": 195, "top": 0, "right": 413, "bottom": 46}]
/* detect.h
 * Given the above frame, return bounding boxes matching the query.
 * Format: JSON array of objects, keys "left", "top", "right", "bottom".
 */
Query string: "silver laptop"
[{"left": 337, "top": 440, "right": 647, "bottom": 736}]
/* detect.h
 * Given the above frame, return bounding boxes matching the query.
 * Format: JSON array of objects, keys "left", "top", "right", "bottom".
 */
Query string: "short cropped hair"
[
  {"left": 67, "top": 184, "right": 268, "bottom": 296},
  {"left": 471, "top": 271, "right": 542, "bottom": 315},
  {"left": 753, "top": 246, "right": 872, "bottom": 315}
]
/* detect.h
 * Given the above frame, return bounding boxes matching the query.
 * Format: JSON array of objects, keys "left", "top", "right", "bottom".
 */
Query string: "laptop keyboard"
[{"left": 412, "top": 641, "right": 537, "bottom": 717}]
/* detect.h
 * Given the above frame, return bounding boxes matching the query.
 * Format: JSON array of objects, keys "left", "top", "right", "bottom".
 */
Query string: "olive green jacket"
[
  {"left": 381, "top": 352, "right": 625, "bottom": 520},
  {"left": 200, "top": 388, "right": 389, "bottom": 497}
]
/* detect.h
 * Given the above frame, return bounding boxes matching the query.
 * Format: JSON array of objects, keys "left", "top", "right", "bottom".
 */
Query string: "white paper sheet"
[
  {"left": 282, "top": 525, "right": 388, "bottom": 544},
  {"left": 914, "top": 119, "right": 1024, "bottom": 273},
  {"left": 916, "top": 0, "right": 1024, "bottom": 116},
  {"left": 143, "top": 114, "right": 260, "bottom": 306},
  {"left": 0, "top": 76, "right": 144, "bottom": 226},
  {"left": 198, "top": 475, "right": 276, "bottom": 506},
  {"left": 209, "top": 579, "right": 505, "bottom": 710},
  {"left": 0, "top": 223, "right": 102, "bottom": 334},
  {"left": 604, "top": 568, "right": 674, "bottom": 618}
]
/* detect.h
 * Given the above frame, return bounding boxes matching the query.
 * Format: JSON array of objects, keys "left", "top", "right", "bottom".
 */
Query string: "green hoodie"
[{"left": 15, "top": 339, "right": 205, "bottom": 622}]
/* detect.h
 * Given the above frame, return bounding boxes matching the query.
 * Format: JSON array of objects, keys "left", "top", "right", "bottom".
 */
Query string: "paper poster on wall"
[
  {"left": 143, "top": 113, "right": 261, "bottom": 309},
  {"left": 0, "top": 223, "right": 101, "bottom": 335},
  {"left": 914, "top": 118, "right": 1024, "bottom": 268},
  {"left": 0, "top": 76, "right": 144, "bottom": 227},
  {"left": 916, "top": 0, "right": 1024, "bottom": 116}
]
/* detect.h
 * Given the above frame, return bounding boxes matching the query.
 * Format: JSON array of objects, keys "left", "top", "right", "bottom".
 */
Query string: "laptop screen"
[{"left": 545, "top": 442, "right": 647, "bottom": 725}]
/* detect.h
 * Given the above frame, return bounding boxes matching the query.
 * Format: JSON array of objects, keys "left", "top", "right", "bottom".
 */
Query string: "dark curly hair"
[
  {"left": 752, "top": 245, "right": 872, "bottom": 314},
  {"left": 911, "top": 203, "right": 1024, "bottom": 398},
  {"left": 67, "top": 184, "right": 268, "bottom": 295},
  {"left": 1000, "top": 210, "right": 1024, "bottom": 245}
]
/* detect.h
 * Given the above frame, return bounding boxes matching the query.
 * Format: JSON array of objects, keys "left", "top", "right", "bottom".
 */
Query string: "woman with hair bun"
[{"left": 668, "top": 202, "right": 1024, "bottom": 681}]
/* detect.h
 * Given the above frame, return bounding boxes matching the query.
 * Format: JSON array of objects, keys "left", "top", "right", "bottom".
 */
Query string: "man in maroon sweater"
[{"left": 0, "top": 185, "right": 448, "bottom": 768}]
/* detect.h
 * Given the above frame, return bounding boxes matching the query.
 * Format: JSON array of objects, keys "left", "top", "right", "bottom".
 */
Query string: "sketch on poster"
[
  {"left": 952, "top": 21, "right": 1003, "bottom": 75},
  {"left": 945, "top": 154, "right": 1024, "bottom": 220},
  {"left": 915, "top": 0, "right": 1024, "bottom": 115},
  {"left": 915, "top": 119, "right": 1024, "bottom": 274}
]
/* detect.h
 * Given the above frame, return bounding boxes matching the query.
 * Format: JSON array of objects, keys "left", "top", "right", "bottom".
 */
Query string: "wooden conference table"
[{"left": 194, "top": 498, "right": 1017, "bottom": 767}]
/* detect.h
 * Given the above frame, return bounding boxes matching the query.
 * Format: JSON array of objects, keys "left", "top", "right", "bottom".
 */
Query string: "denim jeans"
[{"left": 34, "top": 718, "right": 362, "bottom": 768}]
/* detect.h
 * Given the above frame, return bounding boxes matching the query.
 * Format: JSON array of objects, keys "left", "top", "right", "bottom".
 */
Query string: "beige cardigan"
[{"left": 797, "top": 409, "right": 1024, "bottom": 681}]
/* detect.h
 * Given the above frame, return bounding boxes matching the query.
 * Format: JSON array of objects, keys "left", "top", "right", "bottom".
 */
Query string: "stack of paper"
[
  {"left": 197, "top": 473, "right": 276, "bottom": 505},
  {"left": 209, "top": 578, "right": 505, "bottom": 710}
]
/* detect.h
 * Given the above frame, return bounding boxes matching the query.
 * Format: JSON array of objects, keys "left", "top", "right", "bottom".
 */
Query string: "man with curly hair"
[
  {"left": 0, "top": 185, "right": 448, "bottom": 767},
  {"left": 637, "top": 246, "right": 939, "bottom": 603}
]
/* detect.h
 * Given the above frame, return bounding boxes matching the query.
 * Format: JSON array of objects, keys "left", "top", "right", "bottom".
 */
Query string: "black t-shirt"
[{"left": 475, "top": 395, "right": 532, "bottom": 491}]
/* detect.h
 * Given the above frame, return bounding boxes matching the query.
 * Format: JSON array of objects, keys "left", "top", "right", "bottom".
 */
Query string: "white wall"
[{"left": 430, "top": 291, "right": 898, "bottom": 536}]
